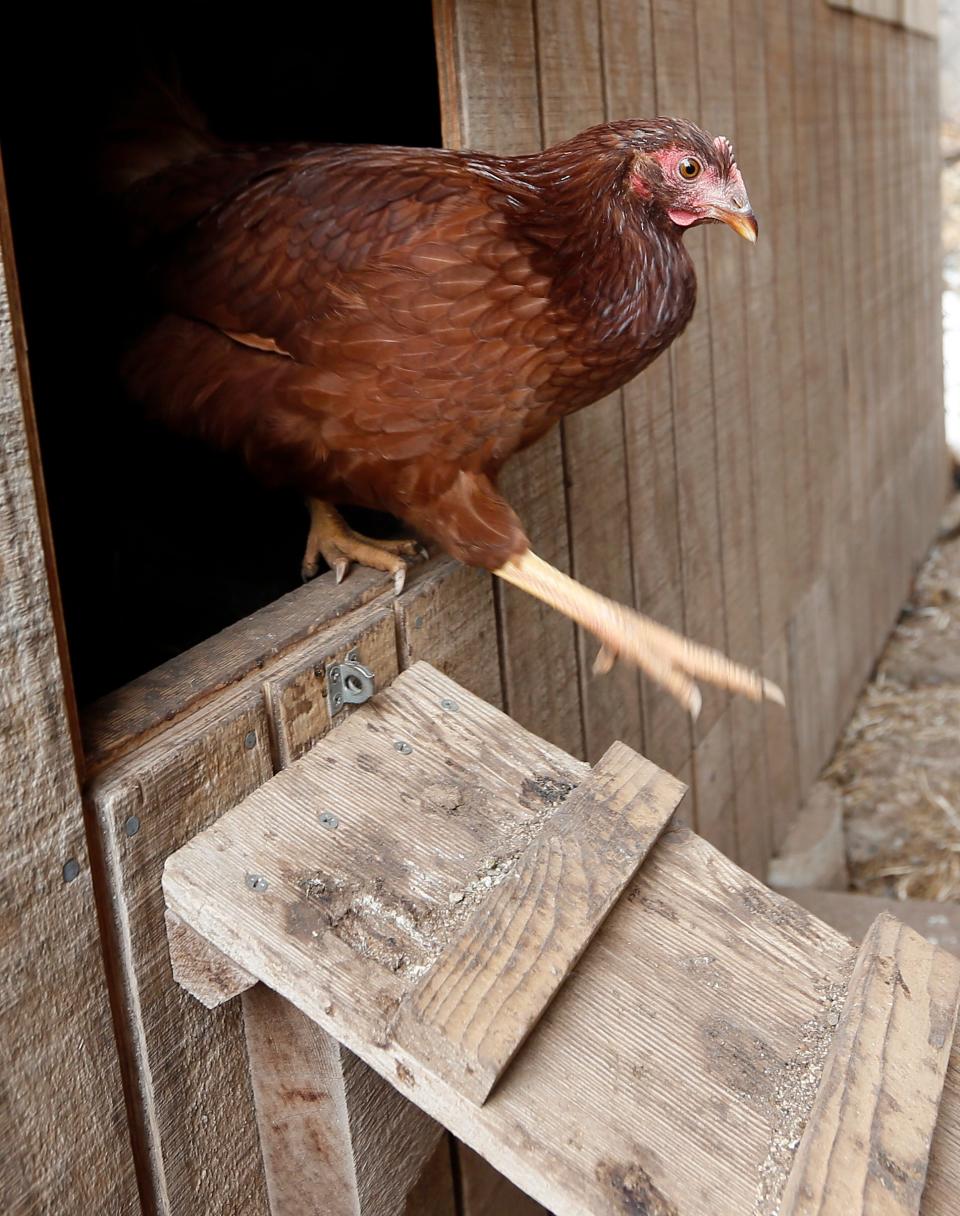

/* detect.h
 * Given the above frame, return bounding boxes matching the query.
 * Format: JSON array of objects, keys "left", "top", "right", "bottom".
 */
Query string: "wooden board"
[
  {"left": 695, "top": 0, "right": 769, "bottom": 871},
  {"left": 83, "top": 566, "right": 392, "bottom": 774},
  {"left": 394, "top": 557, "right": 503, "bottom": 710},
  {"left": 164, "top": 664, "right": 865, "bottom": 1216},
  {"left": 781, "top": 914, "right": 960, "bottom": 1216},
  {"left": 534, "top": 0, "right": 644, "bottom": 766},
  {"left": 88, "top": 683, "right": 274, "bottom": 1216},
  {"left": 392, "top": 741, "right": 682, "bottom": 1100},
  {"left": 651, "top": 0, "right": 730, "bottom": 744},
  {"left": 259, "top": 591, "right": 456, "bottom": 1216},
  {"left": 0, "top": 168, "right": 139, "bottom": 1215},
  {"left": 242, "top": 986, "right": 447, "bottom": 1216},
  {"left": 603, "top": 0, "right": 691, "bottom": 781},
  {"left": 435, "top": 0, "right": 583, "bottom": 759},
  {"left": 85, "top": 598, "right": 400, "bottom": 1214},
  {"left": 165, "top": 665, "right": 682, "bottom": 1103}
]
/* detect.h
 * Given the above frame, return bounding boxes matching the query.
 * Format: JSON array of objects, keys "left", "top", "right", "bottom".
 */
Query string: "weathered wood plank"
[
  {"left": 242, "top": 987, "right": 446, "bottom": 1216},
  {"left": 437, "top": 0, "right": 583, "bottom": 759},
  {"left": 651, "top": 0, "right": 730, "bottom": 746},
  {"left": 534, "top": 0, "right": 644, "bottom": 765},
  {"left": 259, "top": 587, "right": 451, "bottom": 1216},
  {"left": 264, "top": 597, "right": 399, "bottom": 769},
  {"left": 88, "top": 685, "right": 274, "bottom": 1215},
  {"left": 393, "top": 741, "right": 683, "bottom": 1101},
  {"left": 695, "top": 0, "right": 768, "bottom": 867},
  {"left": 781, "top": 914, "right": 960, "bottom": 1216},
  {"left": 164, "top": 665, "right": 859, "bottom": 1216},
  {"left": 82, "top": 566, "right": 392, "bottom": 774},
  {"left": 0, "top": 169, "right": 139, "bottom": 1215},
  {"left": 603, "top": 0, "right": 691, "bottom": 779},
  {"left": 394, "top": 557, "right": 503, "bottom": 710},
  {"left": 165, "top": 908, "right": 257, "bottom": 1009}
]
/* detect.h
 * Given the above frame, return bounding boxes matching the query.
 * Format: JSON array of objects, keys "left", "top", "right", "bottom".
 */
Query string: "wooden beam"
[
  {"left": 242, "top": 987, "right": 446, "bottom": 1216},
  {"left": 165, "top": 909, "right": 257, "bottom": 1009},
  {"left": 392, "top": 742, "right": 683, "bottom": 1102},
  {"left": 0, "top": 160, "right": 139, "bottom": 1214},
  {"left": 780, "top": 913, "right": 960, "bottom": 1216}
]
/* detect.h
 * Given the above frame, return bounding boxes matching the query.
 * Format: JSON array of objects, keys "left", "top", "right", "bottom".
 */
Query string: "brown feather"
[{"left": 121, "top": 118, "right": 726, "bottom": 568}]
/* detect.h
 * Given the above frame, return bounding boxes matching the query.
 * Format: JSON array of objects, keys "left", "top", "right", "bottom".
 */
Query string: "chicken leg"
[
  {"left": 302, "top": 499, "right": 422, "bottom": 593},
  {"left": 495, "top": 548, "right": 784, "bottom": 718}
]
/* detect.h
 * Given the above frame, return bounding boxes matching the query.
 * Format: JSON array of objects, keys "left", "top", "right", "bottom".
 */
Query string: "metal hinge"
[{"left": 326, "top": 649, "right": 376, "bottom": 718}]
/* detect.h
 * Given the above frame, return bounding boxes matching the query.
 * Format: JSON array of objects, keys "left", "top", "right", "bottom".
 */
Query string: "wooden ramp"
[{"left": 162, "top": 664, "right": 960, "bottom": 1216}]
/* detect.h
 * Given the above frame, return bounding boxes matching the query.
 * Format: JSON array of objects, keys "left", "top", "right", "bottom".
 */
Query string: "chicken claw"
[
  {"left": 496, "top": 549, "right": 783, "bottom": 718},
  {"left": 301, "top": 498, "right": 422, "bottom": 594}
]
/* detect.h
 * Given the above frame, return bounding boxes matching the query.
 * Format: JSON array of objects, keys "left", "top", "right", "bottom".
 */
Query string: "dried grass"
[{"left": 826, "top": 504, "right": 960, "bottom": 902}]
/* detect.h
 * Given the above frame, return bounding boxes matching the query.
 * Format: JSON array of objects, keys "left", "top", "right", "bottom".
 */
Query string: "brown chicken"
[{"left": 119, "top": 113, "right": 780, "bottom": 715}]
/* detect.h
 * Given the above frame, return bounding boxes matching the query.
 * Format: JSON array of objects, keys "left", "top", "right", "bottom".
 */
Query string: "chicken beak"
[{"left": 718, "top": 208, "right": 758, "bottom": 244}]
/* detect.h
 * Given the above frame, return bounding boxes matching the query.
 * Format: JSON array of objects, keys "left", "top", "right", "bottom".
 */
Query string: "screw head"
[
  {"left": 440, "top": 698, "right": 459, "bottom": 713},
  {"left": 347, "top": 649, "right": 359, "bottom": 662},
  {"left": 243, "top": 731, "right": 257, "bottom": 750},
  {"left": 394, "top": 740, "right": 413, "bottom": 755},
  {"left": 334, "top": 694, "right": 343, "bottom": 707},
  {"left": 245, "top": 874, "right": 269, "bottom": 892},
  {"left": 62, "top": 858, "right": 80, "bottom": 883},
  {"left": 319, "top": 812, "right": 339, "bottom": 830},
  {"left": 330, "top": 668, "right": 341, "bottom": 683},
  {"left": 124, "top": 815, "right": 141, "bottom": 837}
]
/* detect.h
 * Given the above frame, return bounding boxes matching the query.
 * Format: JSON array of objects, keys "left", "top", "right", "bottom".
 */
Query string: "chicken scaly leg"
[
  {"left": 495, "top": 549, "right": 784, "bottom": 718},
  {"left": 302, "top": 499, "right": 422, "bottom": 593}
]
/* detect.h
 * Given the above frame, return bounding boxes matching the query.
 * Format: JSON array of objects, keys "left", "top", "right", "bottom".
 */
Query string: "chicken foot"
[
  {"left": 495, "top": 549, "right": 784, "bottom": 718},
  {"left": 302, "top": 499, "right": 422, "bottom": 593}
]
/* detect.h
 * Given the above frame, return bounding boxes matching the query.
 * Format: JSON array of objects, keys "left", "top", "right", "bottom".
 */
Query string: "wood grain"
[
  {"left": 535, "top": 0, "right": 644, "bottom": 765},
  {"left": 0, "top": 166, "right": 139, "bottom": 1215},
  {"left": 394, "top": 556, "right": 503, "bottom": 710},
  {"left": 781, "top": 914, "right": 960, "bottom": 1216},
  {"left": 604, "top": 0, "right": 691, "bottom": 780},
  {"left": 265, "top": 597, "right": 399, "bottom": 768},
  {"left": 257, "top": 593, "right": 451, "bottom": 1216},
  {"left": 82, "top": 565, "right": 392, "bottom": 774},
  {"left": 85, "top": 586, "right": 414, "bottom": 1213},
  {"left": 695, "top": 0, "right": 769, "bottom": 871},
  {"left": 437, "top": 0, "right": 583, "bottom": 759},
  {"left": 242, "top": 987, "right": 447, "bottom": 1216},
  {"left": 88, "top": 684, "right": 274, "bottom": 1215},
  {"left": 165, "top": 908, "right": 257, "bottom": 1009},
  {"left": 393, "top": 741, "right": 683, "bottom": 1101},
  {"left": 652, "top": 0, "right": 729, "bottom": 744},
  {"left": 164, "top": 664, "right": 863, "bottom": 1215}
]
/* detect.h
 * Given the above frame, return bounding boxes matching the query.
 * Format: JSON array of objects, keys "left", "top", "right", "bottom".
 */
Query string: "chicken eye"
[{"left": 678, "top": 157, "right": 701, "bottom": 181}]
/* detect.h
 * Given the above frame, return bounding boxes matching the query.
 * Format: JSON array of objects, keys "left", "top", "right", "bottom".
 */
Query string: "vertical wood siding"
[{"left": 435, "top": 0, "right": 946, "bottom": 879}]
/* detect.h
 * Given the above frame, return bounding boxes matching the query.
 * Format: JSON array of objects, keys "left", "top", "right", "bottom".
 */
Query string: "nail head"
[
  {"left": 243, "top": 731, "right": 258, "bottom": 750},
  {"left": 124, "top": 815, "right": 141, "bottom": 837},
  {"left": 440, "top": 698, "right": 459, "bottom": 713},
  {"left": 62, "top": 859, "right": 80, "bottom": 883},
  {"left": 319, "top": 812, "right": 339, "bottom": 830},
  {"left": 245, "top": 874, "right": 269, "bottom": 892},
  {"left": 394, "top": 740, "right": 413, "bottom": 755}
]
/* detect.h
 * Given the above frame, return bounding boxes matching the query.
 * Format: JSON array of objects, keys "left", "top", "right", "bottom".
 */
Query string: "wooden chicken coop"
[{"left": 0, "top": 1, "right": 950, "bottom": 1214}]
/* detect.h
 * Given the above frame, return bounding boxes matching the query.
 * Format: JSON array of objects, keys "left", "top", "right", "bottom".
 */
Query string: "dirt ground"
[{"left": 827, "top": 497, "right": 960, "bottom": 900}]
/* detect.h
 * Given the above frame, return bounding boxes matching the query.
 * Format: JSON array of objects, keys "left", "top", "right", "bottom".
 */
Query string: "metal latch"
[{"left": 326, "top": 649, "right": 376, "bottom": 718}]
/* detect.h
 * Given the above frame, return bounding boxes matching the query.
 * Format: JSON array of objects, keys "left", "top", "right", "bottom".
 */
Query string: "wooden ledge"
[
  {"left": 163, "top": 663, "right": 683, "bottom": 1104},
  {"left": 781, "top": 912, "right": 960, "bottom": 1215}
]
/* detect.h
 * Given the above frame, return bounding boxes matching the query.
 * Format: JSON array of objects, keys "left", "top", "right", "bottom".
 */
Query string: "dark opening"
[{"left": 0, "top": 8, "right": 442, "bottom": 704}]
